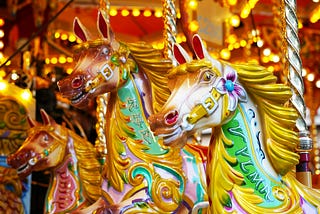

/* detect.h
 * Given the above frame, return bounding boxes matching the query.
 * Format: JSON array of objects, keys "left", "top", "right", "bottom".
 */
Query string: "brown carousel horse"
[
  {"left": 57, "top": 10, "right": 208, "bottom": 213},
  {"left": 149, "top": 34, "right": 320, "bottom": 213},
  {"left": 7, "top": 109, "right": 102, "bottom": 213}
]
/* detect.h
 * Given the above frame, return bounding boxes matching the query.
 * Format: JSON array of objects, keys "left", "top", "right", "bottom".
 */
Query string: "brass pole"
[{"left": 282, "top": 0, "right": 313, "bottom": 186}]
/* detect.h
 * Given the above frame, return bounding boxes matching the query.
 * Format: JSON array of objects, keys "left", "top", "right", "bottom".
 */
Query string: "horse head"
[
  {"left": 149, "top": 34, "right": 247, "bottom": 147},
  {"left": 7, "top": 109, "right": 68, "bottom": 179},
  {"left": 57, "top": 10, "right": 136, "bottom": 109}
]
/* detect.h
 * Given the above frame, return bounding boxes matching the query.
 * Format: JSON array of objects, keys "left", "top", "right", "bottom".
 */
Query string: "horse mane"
[
  {"left": 126, "top": 42, "right": 173, "bottom": 113},
  {"left": 233, "top": 62, "right": 300, "bottom": 175},
  {"left": 66, "top": 129, "right": 102, "bottom": 203},
  {"left": 168, "top": 59, "right": 303, "bottom": 212}
]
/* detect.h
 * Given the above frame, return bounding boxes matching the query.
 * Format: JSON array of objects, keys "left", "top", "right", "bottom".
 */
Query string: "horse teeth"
[
  {"left": 71, "top": 92, "right": 85, "bottom": 104},
  {"left": 17, "top": 163, "right": 29, "bottom": 174}
]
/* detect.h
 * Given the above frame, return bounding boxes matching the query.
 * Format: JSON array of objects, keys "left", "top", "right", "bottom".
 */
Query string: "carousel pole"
[
  {"left": 95, "top": 0, "right": 110, "bottom": 164},
  {"left": 282, "top": 0, "right": 313, "bottom": 186},
  {"left": 162, "top": 0, "right": 177, "bottom": 63}
]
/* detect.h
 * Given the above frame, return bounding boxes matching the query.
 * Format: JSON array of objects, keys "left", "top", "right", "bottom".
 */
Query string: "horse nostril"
[
  {"left": 165, "top": 110, "right": 179, "bottom": 125},
  {"left": 72, "top": 76, "right": 83, "bottom": 89}
]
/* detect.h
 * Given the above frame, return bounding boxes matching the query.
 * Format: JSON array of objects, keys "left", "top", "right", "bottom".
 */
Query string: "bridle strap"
[
  {"left": 27, "top": 125, "right": 68, "bottom": 165},
  {"left": 186, "top": 88, "right": 221, "bottom": 125}
]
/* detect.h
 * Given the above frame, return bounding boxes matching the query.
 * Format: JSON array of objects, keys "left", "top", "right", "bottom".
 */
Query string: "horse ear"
[
  {"left": 40, "top": 109, "right": 53, "bottom": 125},
  {"left": 73, "top": 17, "right": 90, "bottom": 42},
  {"left": 97, "top": 10, "right": 113, "bottom": 40},
  {"left": 27, "top": 115, "right": 37, "bottom": 128},
  {"left": 173, "top": 44, "right": 191, "bottom": 65},
  {"left": 192, "top": 34, "right": 207, "bottom": 59}
]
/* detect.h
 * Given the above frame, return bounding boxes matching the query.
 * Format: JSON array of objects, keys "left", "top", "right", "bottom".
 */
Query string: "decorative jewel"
[{"left": 216, "top": 66, "right": 247, "bottom": 111}]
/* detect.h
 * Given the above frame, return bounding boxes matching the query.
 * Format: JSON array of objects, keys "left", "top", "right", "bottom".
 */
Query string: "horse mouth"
[
  {"left": 17, "top": 162, "right": 31, "bottom": 175},
  {"left": 12, "top": 154, "right": 43, "bottom": 178},
  {"left": 70, "top": 90, "right": 88, "bottom": 105},
  {"left": 158, "top": 126, "right": 184, "bottom": 145}
]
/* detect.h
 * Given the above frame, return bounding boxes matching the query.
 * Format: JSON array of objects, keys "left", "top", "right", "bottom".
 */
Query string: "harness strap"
[{"left": 187, "top": 88, "right": 221, "bottom": 125}]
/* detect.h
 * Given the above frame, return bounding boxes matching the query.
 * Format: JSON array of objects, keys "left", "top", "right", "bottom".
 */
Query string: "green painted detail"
[
  {"left": 0, "top": 121, "right": 6, "bottom": 129},
  {"left": 111, "top": 55, "right": 119, "bottom": 66},
  {"left": 182, "top": 148, "right": 206, "bottom": 204},
  {"left": 118, "top": 76, "right": 168, "bottom": 156},
  {"left": 153, "top": 163, "right": 184, "bottom": 194},
  {"left": 19, "top": 106, "right": 26, "bottom": 114},
  {"left": 222, "top": 107, "right": 283, "bottom": 207},
  {"left": 133, "top": 63, "right": 138, "bottom": 73},
  {"left": 223, "top": 194, "right": 232, "bottom": 208},
  {"left": 44, "top": 149, "right": 49, "bottom": 156},
  {"left": 68, "top": 162, "right": 73, "bottom": 171},
  {"left": 131, "top": 166, "right": 153, "bottom": 194},
  {"left": 122, "top": 68, "right": 128, "bottom": 80},
  {"left": 20, "top": 117, "right": 26, "bottom": 125}
]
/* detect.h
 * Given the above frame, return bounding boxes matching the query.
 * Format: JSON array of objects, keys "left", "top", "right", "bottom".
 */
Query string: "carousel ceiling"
[{"left": 0, "top": 0, "right": 319, "bottom": 113}]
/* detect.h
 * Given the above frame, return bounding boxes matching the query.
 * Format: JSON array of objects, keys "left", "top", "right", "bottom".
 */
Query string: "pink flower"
[{"left": 216, "top": 66, "right": 247, "bottom": 111}]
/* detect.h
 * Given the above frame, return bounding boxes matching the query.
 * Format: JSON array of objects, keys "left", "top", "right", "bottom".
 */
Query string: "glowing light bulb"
[
  {"left": 0, "top": 81, "right": 6, "bottom": 90},
  {"left": 110, "top": 8, "right": 118, "bottom": 16},
  {"left": 143, "top": 10, "right": 152, "bottom": 17},
  {"left": 0, "top": 30, "right": 4, "bottom": 38},
  {"left": 220, "top": 48, "right": 231, "bottom": 60},
  {"left": 132, "top": 9, "right": 140, "bottom": 17},
  {"left": 54, "top": 32, "right": 60, "bottom": 39},
  {"left": 68, "top": 34, "right": 76, "bottom": 42},
  {"left": 229, "top": 15, "right": 240, "bottom": 28},
  {"left": 0, "top": 19, "right": 4, "bottom": 27},
  {"left": 154, "top": 9, "right": 162, "bottom": 18},
  {"left": 21, "top": 90, "right": 31, "bottom": 101},
  {"left": 121, "top": 9, "right": 129, "bottom": 17},
  {"left": 188, "top": 0, "right": 198, "bottom": 10},
  {"left": 189, "top": 20, "right": 199, "bottom": 32},
  {"left": 307, "top": 73, "right": 315, "bottom": 82},
  {"left": 263, "top": 48, "right": 271, "bottom": 56},
  {"left": 51, "top": 57, "right": 58, "bottom": 64},
  {"left": 61, "top": 34, "right": 68, "bottom": 40},
  {"left": 302, "top": 68, "right": 307, "bottom": 77}
]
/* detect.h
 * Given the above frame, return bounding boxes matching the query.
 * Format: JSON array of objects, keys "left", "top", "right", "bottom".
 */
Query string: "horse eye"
[
  {"left": 201, "top": 71, "right": 215, "bottom": 82},
  {"left": 102, "top": 47, "right": 109, "bottom": 55},
  {"left": 43, "top": 135, "right": 49, "bottom": 142}
]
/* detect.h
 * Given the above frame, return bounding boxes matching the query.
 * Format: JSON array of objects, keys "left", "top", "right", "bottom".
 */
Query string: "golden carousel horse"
[
  {"left": 149, "top": 34, "right": 320, "bottom": 213},
  {"left": 57, "top": 10, "right": 208, "bottom": 213},
  {"left": 7, "top": 109, "right": 102, "bottom": 213}
]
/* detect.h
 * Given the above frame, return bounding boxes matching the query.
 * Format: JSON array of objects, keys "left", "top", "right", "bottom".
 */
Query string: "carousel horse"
[
  {"left": 7, "top": 109, "right": 102, "bottom": 213},
  {"left": 148, "top": 34, "right": 320, "bottom": 213},
  {"left": 57, "top": 10, "right": 208, "bottom": 213}
]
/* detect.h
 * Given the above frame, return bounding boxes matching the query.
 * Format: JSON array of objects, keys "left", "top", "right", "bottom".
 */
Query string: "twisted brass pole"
[
  {"left": 95, "top": 0, "right": 111, "bottom": 163},
  {"left": 162, "top": 0, "right": 177, "bottom": 63},
  {"left": 282, "top": 0, "right": 313, "bottom": 186}
]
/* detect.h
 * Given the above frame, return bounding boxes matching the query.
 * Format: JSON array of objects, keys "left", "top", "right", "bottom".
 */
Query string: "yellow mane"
[
  {"left": 126, "top": 42, "right": 173, "bottom": 113},
  {"left": 67, "top": 129, "right": 102, "bottom": 203},
  {"left": 234, "top": 62, "right": 300, "bottom": 174}
]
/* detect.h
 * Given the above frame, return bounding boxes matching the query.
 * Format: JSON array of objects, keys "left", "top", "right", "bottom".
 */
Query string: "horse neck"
[
  {"left": 45, "top": 135, "right": 86, "bottom": 213},
  {"left": 103, "top": 72, "right": 183, "bottom": 192},
  {"left": 206, "top": 102, "right": 290, "bottom": 213}
]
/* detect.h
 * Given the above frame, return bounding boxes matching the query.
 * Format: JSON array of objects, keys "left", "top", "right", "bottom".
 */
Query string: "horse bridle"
[
  {"left": 26, "top": 125, "right": 68, "bottom": 166},
  {"left": 181, "top": 67, "right": 230, "bottom": 131},
  {"left": 84, "top": 43, "right": 136, "bottom": 93}
]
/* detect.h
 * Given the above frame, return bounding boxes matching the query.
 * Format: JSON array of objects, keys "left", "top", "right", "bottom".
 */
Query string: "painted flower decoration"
[{"left": 216, "top": 66, "right": 247, "bottom": 111}]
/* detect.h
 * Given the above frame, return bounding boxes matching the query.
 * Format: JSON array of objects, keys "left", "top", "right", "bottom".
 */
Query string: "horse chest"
[{"left": 47, "top": 156, "right": 83, "bottom": 213}]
